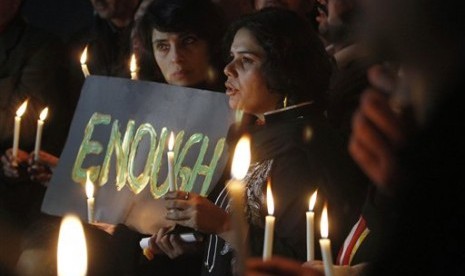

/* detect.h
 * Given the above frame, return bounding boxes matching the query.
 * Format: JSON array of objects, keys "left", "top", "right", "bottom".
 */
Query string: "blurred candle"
[
  {"left": 306, "top": 190, "right": 318, "bottom": 261},
  {"left": 319, "top": 205, "right": 335, "bottom": 276},
  {"left": 34, "top": 107, "right": 48, "bottom": 162},
  {"left": 167, "top": 131, "right": 176, "bottom": 191},
  {"left": 80, "top": 46, "right": 90, "bottom": 78},
  {"left": 227, "top": 136, "right": 251, "bottom": 276},
  {"left": 130, "top": 53, "right": 138, "bottom": 80},
  {"left": 12, "top": 100, "right": 28, "bottom": 165},
  {"left": 263, "top": 180, "right": 275, "bottom": 260},
  {"left": 57, "top": 214, "right": 87, "bottom": 276},
  {"left": 85, "top": 171, "right": 95, "bottom": 223}
]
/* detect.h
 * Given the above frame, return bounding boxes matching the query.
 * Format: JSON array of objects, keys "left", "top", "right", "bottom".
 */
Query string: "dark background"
[{"left": 21, "top": 0, "right": 94, "bottom": 41}]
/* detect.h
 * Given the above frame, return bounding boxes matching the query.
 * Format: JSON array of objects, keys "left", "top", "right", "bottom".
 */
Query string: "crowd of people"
[{"left": 1, "top": 0, "right": 464, "bottom": 275}]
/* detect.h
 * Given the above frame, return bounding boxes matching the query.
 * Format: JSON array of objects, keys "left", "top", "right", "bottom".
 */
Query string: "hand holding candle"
[
  {"left": 57, "top": 215, "right": 87, "bottom": 276},
  {"left": 306, "top": 190, "right": 318, "bottom": 261},
  {"left": 80, "top": 46, "right": 90, "bottom": 78},
  {"left": 85, "top": 171, "right": 95, "bottom": 223},
  {"left": 12, "top": 100, "right": 28, "bottom": 166},
  {"left": 34, "top": 107, "right": 48, "bottom": 162},
  {"left": 130, "top": 53, "right": 138, "bottom": 80},
  {"left": 319, "top": 205, "right": 335, "bottom": 276},
  {"left": 167, "top": 131, "right": 176, "bottom": 191},
  {"left": 263, "top": 179, "right": 275, "bottom": 260},
  {"left": 227, "top": 136, "right": 251, "bottom": 276}
]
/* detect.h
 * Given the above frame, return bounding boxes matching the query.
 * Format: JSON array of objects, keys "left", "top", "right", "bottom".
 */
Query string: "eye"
[
  {"left": 183, "top": 35, "right": 198, "bottom": 46},
  {"left": 241, "top": 56, "right": 253, "bottom": 64},
  {"left": 155, "top": 42, "right": 169, "bottom": 52}
]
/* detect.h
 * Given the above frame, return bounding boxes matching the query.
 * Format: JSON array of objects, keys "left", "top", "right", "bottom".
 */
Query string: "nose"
[
  {"left": 224, "top": 60, "right": 237, "bottom": 78},
  {"left": 170, "top": 45, "right": 184, "bottom": 64}
]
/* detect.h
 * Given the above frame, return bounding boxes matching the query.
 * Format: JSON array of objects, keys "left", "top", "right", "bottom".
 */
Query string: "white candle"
[
  {"left": 306, "top": 190, "right": 318, "bottom": 261},
  {"left": 57, "top": 215, "right": 87, "bottom": 276},
  {"left": 167, "top": 131, "right": 176, "bottom": 191},
  {"left": 227, "top": 136, "right": 251, "bottom": 276},
  {"left": 130, "top": 53, "right": 138, "bottom": 80},
  {"left": 263, "top": 180, "right": 275, "bottom": 260},
  {"left": 34, "top": 107, "right": 48, "bottom": 161},
  {"left": 85, "top": 171, "right": 95, "bottom": 223},
  {"left": 319, "top": 205, "right": 335, "bottom": 276},
  {"left": 12, "top": 100, "right": 28, "bottom": 165},
  {"left": 80, "top": 46, "right": 90, "bottom": 78}
]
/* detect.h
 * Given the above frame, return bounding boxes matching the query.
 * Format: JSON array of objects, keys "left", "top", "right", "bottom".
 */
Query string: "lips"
[
  {"left": 225, "top": 81, "right": 238, "bottom": 96},
  {"left": 171, "top": 70, "right": 188, "bottom": 80}
]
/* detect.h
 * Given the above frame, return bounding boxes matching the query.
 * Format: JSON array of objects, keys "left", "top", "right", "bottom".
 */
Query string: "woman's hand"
[
  {"left": 164, "top": 191, "right": 230, "bottom": 235},
  {"left": 1, "top": 148, "right": 28, "bottom": 178},
  {"left": 149, "top": 226, "right": 201, "bottom": 259},
  {"left": 28, "top": 150, "right": 58, "bottom": 186}
]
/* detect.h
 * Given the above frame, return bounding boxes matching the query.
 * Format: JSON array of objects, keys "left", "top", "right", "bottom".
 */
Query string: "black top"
[{"left": 202, "top": 103, "right": 368, "bottom": 276}]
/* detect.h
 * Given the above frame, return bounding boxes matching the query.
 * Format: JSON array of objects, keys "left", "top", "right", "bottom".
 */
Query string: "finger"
[
  {"left": 165, "top": 199, "right": 190, "bottom": 210},
  {"left": 360, "top": 90, "right": 405, "bottom": 146},
  {"left": 165, "top": 209, "right": 191, "bottom": 221},
  {"left": 367, "top": 65, "right": 397, "bottom": 93},
  {"left": 163, "top": 191, "right": 184, "bottom": 200},
  {"left": 156, "top": 228, "right": 174, "bottom": 256}
]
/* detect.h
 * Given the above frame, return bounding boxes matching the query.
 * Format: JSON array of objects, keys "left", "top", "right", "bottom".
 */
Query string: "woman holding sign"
[{"left": 163, "top": 8, "right": 368, "bottom": 276}]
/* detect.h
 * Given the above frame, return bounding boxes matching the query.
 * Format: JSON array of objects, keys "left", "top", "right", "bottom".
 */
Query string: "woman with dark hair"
[
  {"left": 136, "top": 0, "right": 226, "bottom": 91},
  {"left": 162, "top": 8, "right": 367, "bottom": 276}
]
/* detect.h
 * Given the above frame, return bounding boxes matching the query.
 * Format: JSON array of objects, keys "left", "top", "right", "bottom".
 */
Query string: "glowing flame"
[
  {"left": 320, "top": 205, "right": 329, "bottom": 239},
  {"left": 309, "top": 190, "right": 317, "bottom": 211},
  {"left": 266, "top": 179, "right": 274, "bottom": 215},
  {"left": 16, "top": 100, "right": 28, "bottom": 117},
  {"left": 80, "top": 46, "right": 88, "bottom": 64},
  {"left": 231, "top": 136, "right": 251, "bottom": 180},
  {"left": 85, "top": 171, "right": 94, "bottom": 199},
  {"left": 39, "top": 107, "right": 49, "bottom": 121},
  {"left": 130, "top": 54, "right": 137, "bottom": 73},
  {"left": 168, "top": 131, "right": 175, "bottom": 151},
  {"left": 57, "top": 215, "right": 87, "bottom": 276}
]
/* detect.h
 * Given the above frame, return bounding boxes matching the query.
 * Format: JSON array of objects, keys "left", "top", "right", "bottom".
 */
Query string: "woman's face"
[
  {"left": 224, "top": 28, "right": 281, "bottom": 116},
  {"left": 152, "top": 29, "right": 211, "bottom": 87}
]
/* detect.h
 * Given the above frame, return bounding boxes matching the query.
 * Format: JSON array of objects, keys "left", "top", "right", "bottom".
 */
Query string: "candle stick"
[
  {"left": 306, "top": 190, "right": 318, "bottom": 261},
  {"left": 12, "top": 100, "right": 28, "bottom": 166},
  {"left": 85, "top": 171, "right": 95, "bottom": 223},
  {"left": 227, "top": 136, "right": 251, "bottom": 276},
  {"left": 130, "top": 53, "right": 138, "bottom": 80},
  {"left": 319, "top": 205, "right": 335, "bottom": 276},
  {"left": 57, "top": 214, "right": 87, "bottom": 276},
  {"left": 34, "top": 107, "right": 48, "bottom": 162},
  {"left": 263, "top": 179, "right": 275, "bottom": 260},
  {"left": 80, "top": 46, "right": 90, "bottom": 78},
  {"left": 167, "top": 131, "right": 176, "bottom": 192}
]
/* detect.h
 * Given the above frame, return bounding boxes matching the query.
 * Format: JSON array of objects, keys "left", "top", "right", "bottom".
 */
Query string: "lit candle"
[
  {"left": 85, "top": 171, "right": 95, "bottom": 223},
  {"left": 57, "top": 214, "right": 87, "bottom": 276},
  {"left": 319, "top": 205, "right": 335, "bottom": 276},
  {"left": 130, "top": 53, "right": 138, "bottom": 80},
  {"left": 306, "top": 190, "right": 318, "bottom": 261},
  {"left": 34, "top": 107, "right": 48, "bottom": 162},
  {"left": 12, "top": 100, "right": 28, "bottom": 166},
  {"left": 167, "top": 131, "right": 176, "bottom": 192},
  {"left": 263, "top": 179, "right": 275, "bottom": 260},
  {"left": 80, "top": 46, "right": 90, "bottom": 78},
  {"left": 227, "top": 136, "right": 251, "bottom": 276}
]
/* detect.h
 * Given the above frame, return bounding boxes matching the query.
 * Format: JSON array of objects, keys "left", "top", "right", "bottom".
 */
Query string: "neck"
[{"left": 110, "top": 17, "right": 132, "bottom": 28}]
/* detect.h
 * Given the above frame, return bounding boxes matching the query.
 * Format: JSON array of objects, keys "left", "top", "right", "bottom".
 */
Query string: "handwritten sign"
[{"left": 42, "top": 76, "right": 232, "bottom": 233}]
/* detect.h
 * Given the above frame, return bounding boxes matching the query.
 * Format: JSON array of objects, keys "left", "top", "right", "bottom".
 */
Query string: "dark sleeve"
[{"left": 111, "top": 224, "right": 146, "bottom": 275}]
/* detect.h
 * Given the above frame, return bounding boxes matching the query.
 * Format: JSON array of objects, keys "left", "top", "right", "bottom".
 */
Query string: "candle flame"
[
  {"left": 266, "top": 179, "right": 274, "bottom": 215},
  {"left": 130, "top": 54, "right": 137, "bottom": 73},
  {"left": 168, "top": 131, "right": 175, "bottom": 151},
  {"left": 16, "top": 100, "right": 28, "bottom": 117},
  {"left": 80, "top": 46, "right": 88, "bottom": 64},
  {"left": 57, "top": 215, "right": 87, "bottom": 276},
  {"left": 320, "top": 205, "right": 329, "bottom": 238},
  {"left": 309, "top": 190, "right": 317, "bottom": 211},
  {"left": 85, "top": 171, "right": 94, "bottom": 199},
  {"left": 39, "top": 107, "right": 49, "bottom": 121},
  {"left": 231, "top": 136, "right": 251, "bottom": 180}
]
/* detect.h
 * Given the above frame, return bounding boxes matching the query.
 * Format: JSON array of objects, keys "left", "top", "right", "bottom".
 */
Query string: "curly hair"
[{"left": 224, "top": 8, "right": 332, "bottom": 110}]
